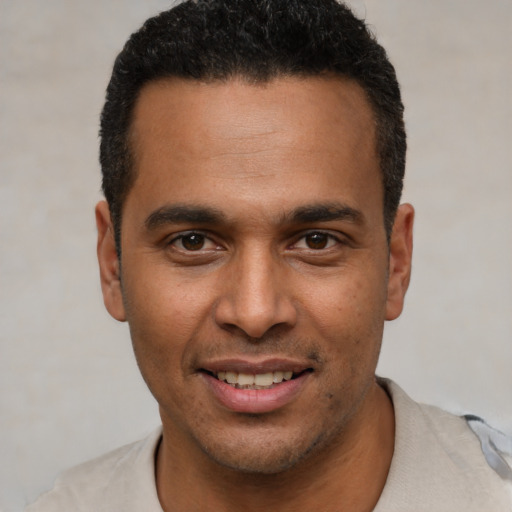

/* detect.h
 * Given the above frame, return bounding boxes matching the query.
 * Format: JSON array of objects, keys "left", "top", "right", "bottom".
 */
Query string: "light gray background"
[{"left": 1, "top": 1, "right": 511, "bottom": 510}]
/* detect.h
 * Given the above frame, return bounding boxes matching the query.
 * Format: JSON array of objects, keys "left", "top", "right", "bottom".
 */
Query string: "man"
[{"left": 27, "top": 0, "right": 512, "bottom": 510}]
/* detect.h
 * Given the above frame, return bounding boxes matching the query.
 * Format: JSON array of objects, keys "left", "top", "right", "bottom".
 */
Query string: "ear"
[
  {"left": 385, "top": 203, "right": 414, "bottom": 321},
  {"left": 95, "top": 200, "right": 126, "bottom": 321}
]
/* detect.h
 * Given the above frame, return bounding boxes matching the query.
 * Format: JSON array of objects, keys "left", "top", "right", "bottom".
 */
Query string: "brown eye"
[
  {"left": 180, "top": 233, "right": 206, "bottom": 251},
  {"left": 305, "top": 232, "right": 330, "bottom": 249}
]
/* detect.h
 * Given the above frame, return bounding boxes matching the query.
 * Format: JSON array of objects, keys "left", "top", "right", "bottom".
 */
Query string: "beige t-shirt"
[{"left": 26, "top": 380, "right": 512, "bottom": 511}]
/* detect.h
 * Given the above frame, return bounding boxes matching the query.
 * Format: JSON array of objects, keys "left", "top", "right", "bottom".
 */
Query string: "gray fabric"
[
  {"left": 25, "top": 428, "right": 164, "bottom": 512},
  {"left": 466, "top": 414, "right": 512, "bottom": 482},
  {"left": 374, "top": 379, "right": 512, "bottom": 511}
]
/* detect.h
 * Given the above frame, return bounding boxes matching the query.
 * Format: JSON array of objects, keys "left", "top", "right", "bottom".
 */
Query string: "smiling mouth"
[{"left": 202, "top": 370, "right": 311, "bottom": 390}]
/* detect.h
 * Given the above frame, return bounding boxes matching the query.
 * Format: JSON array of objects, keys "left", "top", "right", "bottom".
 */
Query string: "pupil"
[
  {"left": 306, "top": 233, "right": 328, "bottom": 249},
  {"left": 182, "top": 234, "right": 204, "bottom": 251}
]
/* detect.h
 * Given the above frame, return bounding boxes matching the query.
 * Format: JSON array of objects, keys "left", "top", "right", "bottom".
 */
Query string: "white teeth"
[
  {"left": 215, "top": 370, "right": 296, "bottom": 388},
  {"left": 272, "top": 371, "right": 284, "bottom": 383},
  {"left": 225, "top": 371, "right": 237, "bottom": 384},
  {"left": 254, "top": 373, "right": 274, "bottom": 386},
  {"left": 237, "top": 373, "right": 255, "bottom": 386}
]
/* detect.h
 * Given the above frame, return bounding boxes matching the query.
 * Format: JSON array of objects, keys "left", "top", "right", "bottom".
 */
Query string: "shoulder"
[
  {"left": 25, "top": 427, "right": 163, "bottom": 512},
  {"left": 375, "top": 379, "right": 512, "bottom": 511}
]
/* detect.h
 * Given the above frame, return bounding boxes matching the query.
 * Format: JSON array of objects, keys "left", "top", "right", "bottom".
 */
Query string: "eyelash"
[
  {"left": 168, "top": 231, "right": 219, "bottom": 252},
  {"left": 167, "top": 230, "right": 344, "bottom": 253},
  {"left": 291, "top": 231, "right": 342, "bottom": 251}
]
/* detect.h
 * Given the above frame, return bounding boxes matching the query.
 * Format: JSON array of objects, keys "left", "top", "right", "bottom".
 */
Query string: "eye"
[
  {"left": 294, "top": 231, "right": 339, "bottom": 250},
  {"left": 170, "top": 232, "right": 219, "bottom": 251}
]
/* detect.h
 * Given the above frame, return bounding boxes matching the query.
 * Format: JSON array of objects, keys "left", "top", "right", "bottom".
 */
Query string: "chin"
[{"left": 196, "top": 429, "right": 326, "bottom": 475}]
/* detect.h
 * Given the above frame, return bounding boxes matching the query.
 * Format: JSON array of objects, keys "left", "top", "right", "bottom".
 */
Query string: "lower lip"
[{"left": 202, "top": 373, "right": 310, "bottom": 414}]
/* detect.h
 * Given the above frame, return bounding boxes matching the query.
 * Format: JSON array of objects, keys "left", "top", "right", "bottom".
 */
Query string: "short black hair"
[{"left": 100, "top": 0, "right": 406, "bottom": 251}]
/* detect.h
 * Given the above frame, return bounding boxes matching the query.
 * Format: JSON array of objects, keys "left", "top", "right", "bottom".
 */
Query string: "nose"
[{"left": 214, "top": 248, "right": 297, "bottom": 339}]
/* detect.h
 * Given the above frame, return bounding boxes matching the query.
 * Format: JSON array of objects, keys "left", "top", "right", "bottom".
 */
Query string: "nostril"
[{"left": 213, "top": 276, "right": 298, "bottom": 339}]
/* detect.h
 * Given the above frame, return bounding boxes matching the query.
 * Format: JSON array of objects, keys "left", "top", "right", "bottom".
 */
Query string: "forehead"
[
  {"left": 130, "top": 75, "right": 376, "bottom": 156},
  {"left": 127, "top": 76, "right": 382, "bottom": 226}
]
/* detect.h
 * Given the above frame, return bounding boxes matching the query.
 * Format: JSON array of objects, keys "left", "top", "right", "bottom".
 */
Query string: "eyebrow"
[
  {"left": 286, "top": 203, "right": 363, "bottom": 225},
  {"left": 144, "top": 202, "right": 363, "bottom": 231},
  {"left": 145, "top": 205, "right": 226, "bottom": 230}
]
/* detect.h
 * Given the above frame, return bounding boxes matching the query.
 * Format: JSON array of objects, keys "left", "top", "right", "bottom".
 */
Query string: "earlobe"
[
  {"left": 385, "top": 203, "right": 414, "bottom": 321},
  {"left": 95, "top": 200, "right": 126, "bottom": 322}
]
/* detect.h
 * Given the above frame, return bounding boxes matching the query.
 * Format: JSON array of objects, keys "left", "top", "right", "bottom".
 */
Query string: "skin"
[{"left": 96, "top": 76, "right": 414, "bottom": 512}]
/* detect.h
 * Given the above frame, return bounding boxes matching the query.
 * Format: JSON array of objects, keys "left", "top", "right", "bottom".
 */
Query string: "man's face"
[{"left": 97, "top": 76, "right": 412, "bottom": 474}]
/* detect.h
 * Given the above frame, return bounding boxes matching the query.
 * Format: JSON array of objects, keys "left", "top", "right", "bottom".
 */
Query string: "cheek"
[
  {"left": 121, "top": 271, "right": 215, "bottom": 385},
  {"left": 300, "top": 270, "right": 387, "bottom": 386},
  {"left": 302, "top": 269, "right": 388, "bottom": 337},
  {"left": 124, "top": 268, "right": 213, "bottom": 337}
]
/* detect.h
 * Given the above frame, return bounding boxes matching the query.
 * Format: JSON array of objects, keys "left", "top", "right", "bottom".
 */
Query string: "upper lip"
[{"left": 199, "top": 358, "right": 315, "bottom": 375}]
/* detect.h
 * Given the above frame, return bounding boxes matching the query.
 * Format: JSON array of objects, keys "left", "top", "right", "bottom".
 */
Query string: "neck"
[{"left": 156, "top": 381, "right": 394, "bottom": 512}]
